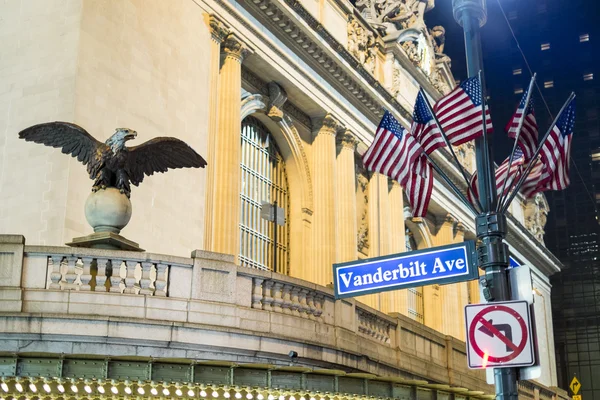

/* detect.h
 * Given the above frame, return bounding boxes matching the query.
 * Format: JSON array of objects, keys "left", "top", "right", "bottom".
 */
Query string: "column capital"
[
  {"left": 313, "top": 114, "right": 342, "bottom": 137},
  {"left": 455, "top": 222, "right": 466, "bottom": 233},
  {"left": 222, "top": 34, "right": 252, "bottom": 63},
  {"left": 442, "top": 213, "right": 457, "bottom": 226},
  {"left": 208, "top": 15, "right": 230, "bottom": 43},
  {"left": 337, "top": 131, "right": 358, "bottom": 151}
]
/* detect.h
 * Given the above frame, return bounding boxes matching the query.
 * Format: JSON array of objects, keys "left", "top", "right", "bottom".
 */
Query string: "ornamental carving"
[
  {"left": 524, "top": 193, "right": 549, "bottom": 244},
  {"left": 356, "top": 163, "right": 370, "bottom": 255},
  {"left": 222, "top": 35, "right": 251, "bottom": 63},
  {"left": 355, "top": 0, "right": 435, "bottom": 36},
  {"left": 456, "top": 141, "right": 476, "bottom": 174},
  {"left": 208, "top": 15, "right": 229, "bottom": 43},
  {"left": 347, "top": 18, "right": 377, "bottom": 74}
]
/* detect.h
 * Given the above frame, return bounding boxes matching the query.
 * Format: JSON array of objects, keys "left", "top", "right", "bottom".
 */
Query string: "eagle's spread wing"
[
  {"left": 18, "top": 122, "right": 103, "bottom": 175},
  {"left": 125, "top": 137, "right": 207, "bottom": 186}
]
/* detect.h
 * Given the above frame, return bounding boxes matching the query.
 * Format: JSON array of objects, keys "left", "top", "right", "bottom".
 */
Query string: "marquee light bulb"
[
  {"left": 84, "top": 384, "right": 92, "bottom": 394},
  {"left": 268, "top": 395, "right": 275, "bottom": 400},
  {"left": 163, "top": 388, "right": 170, "bottom": 396},
  {"left": 151, "top": 387, "right": 158, "bottom": 396},
  {"left": 176, "top": 388, "right": 183, "bottom": 396},
  {"left": 70, "top": 384, "right": 78, "bottom": 393},
  {"left": 290, "top": 396, "right": 296, "bottom": 400},
  {"left": 111, "top": 386, "right": 119, "bottom": 394},
  {"left": 15, "top": 383, "right": 23, "bottom": 393},
  {"left": 213, "top": 390, "right": 219, "bottom": 398},
  {"left": 200, "top": 390, "right": 207, "bottom": 397},
  {"left": 279, "top": 395, "right": 285, "bottom": 400},
  {"left": 258, "top": 394, "right": 264, "bottom": 400},
  {"left": 224, "top": 391, "right": 231, "bottom": 398},
  {"left": 29, "top": 383, "right": 37, "bottom": 393},
  {"left": 98, "top": 386, "right": 105, "bottom": 394},
  {"left": 43, "top": 383, "right": 51, "bottom": 393},
  {"left": 235, "top": 392, "right": 242, "bottom": 399},
  {"left": 138, "top": 387, "right": 145, "bottom": 395},
  {"left": 190, "top": 389, "right": 197, "bottom": 397},
  {"left": 0, "top": 383, "right": 8, "bottom": 392},
  {"left": 57, "top": 384, "right": 65, "bottom": 393},
  {"left": 247, "top": 393, "right": 253, "bottom": 399}
]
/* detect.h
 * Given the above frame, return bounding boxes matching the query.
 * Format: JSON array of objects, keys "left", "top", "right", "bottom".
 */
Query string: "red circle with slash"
[{"left": 468, "top": 305, "right": 528, "bottom": 363}]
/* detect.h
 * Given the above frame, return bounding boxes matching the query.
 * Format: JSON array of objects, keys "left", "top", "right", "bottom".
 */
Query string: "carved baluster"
[
  {"left": 281, "top": 284, "right": 292, "bottom": 314},
  {"left": 95, "top": 258, "right": 109, "bottom": 292},
  {"left": 299, "top": 288, "right": 311, "bottom": 317},
  {"left": 80, "top": 257, "right": 94, "bottom": 291},
  {"left": 272, "top": 282, "right": 284, "bottom": 312},
  {"left": 290, "top": 287, "right": 301, "bottom": 317},
  {"left": 262, "top": 280, "right": 274, "bottom": 311},
  {"left": 64, "top": 256, "right": 78, "bottom": 289},
  {"left": 155, "top": 263, "right": 168, "bottom": 297},
  {"left": 305, "top": 291, "right": 317, "bottom": 320},
  {"left": 139, "top": 262, "right": 154, "bottom": 295},
  {"left": 314, "top": 294, "right": 324, "bottom": 318},
  {"left": 251, "top": 278, "right": 264, "bottom": 309},
  {"left": 109, "top": 259, "right": 124, "bottom": 293},
  {"left": 49, "top": 256, "right": 63, "bottom": 290},
  {"left": 123, "top": 260, "right": 139, "bottom": 294}
]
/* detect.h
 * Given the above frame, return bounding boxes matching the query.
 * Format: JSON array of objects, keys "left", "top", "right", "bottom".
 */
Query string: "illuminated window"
[
  {"left": 584, "top": 73, "right": 594, "bottom": 81},
  {"left": 513, "top": 68, "right": 522, "bottom": 75},
  {"left": 592, "top": 151, "right": 600, "bottom": 162},
  {"left": 580, "top": 34, "right": 590, "bottom": 42},
  {"left": 541, "top": 42, "right": 551, "bottom": 51},
  {"left": 544, "top": 80, "right": 554, "bottom": 88},
  {"left": 514, "top": 87, "right": 524, "bottom": 94},
  {"left": 240, "top": 117, "right": 289, "bottom": 273}
]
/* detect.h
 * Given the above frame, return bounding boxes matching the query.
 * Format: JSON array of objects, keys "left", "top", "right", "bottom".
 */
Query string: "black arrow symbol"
[{"left": 478, "top": 319, "right": 514, "bottom": 352}]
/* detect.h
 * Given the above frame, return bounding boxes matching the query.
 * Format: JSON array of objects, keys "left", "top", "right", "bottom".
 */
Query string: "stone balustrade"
[{"left": 0, "top": 235, "right": 566, "bottom": 399}]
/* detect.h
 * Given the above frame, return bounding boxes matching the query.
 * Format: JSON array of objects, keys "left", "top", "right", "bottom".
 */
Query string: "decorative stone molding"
[
  {"left": 208, "top": 15, "right": 230, "bottom": 43},
  {"left": 456, "top": 141, "right": 476, "bottom": 174},
  {"left": 313, "top": 114, "right": 342, "bottom": 138},
  {"left": 347, "top": 17, "right": 376, "bottom": 75},
  {"left": 356, "top": 164, "right": 370, "bottom": 255},
  {"left": 222, "top": 34, "right": 252, "bottom": 63},
  {"left": 354, "top": 0, "right": 435, "bottom": 36},
  {"left": 267, "top": 82, "right": 288, "bottom": 122},
  {"left": 524, "top": 193, "right": 549, "bottom": 244},
  {"left": 337, "top": 131, "right": 359, "bottom": 151}
]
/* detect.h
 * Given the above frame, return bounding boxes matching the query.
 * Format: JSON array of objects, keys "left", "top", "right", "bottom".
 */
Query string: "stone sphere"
[{"left": 84, "top": 188, "right": 132, "bottom": 234}]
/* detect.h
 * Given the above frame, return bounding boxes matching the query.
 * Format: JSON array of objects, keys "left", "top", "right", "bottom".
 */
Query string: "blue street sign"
[
  {"left": 509, "top": 256, "right": 520, "bottom": 268},
  {"left": 333, "top": 241, "right": 478, "bottom": 299}
]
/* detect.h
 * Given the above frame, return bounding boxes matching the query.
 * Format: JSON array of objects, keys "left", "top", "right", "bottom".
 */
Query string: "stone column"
[
  {"left": 211, "top": 34, "right": 251, "bottom": 260},
  {"left": 358, "top": 172, "right": 391, "bottom": 310},
  {"left": 385, "top": 181, "right": 408, "bottom": 315},
  {"left": 312, "top": 115, "right": 340, "bottom": 286},
  {"left": 434, "top": 214, "right": 458, "bottom": 336},
  {"left": 454, "top": 222, "right": 469, "bottom": 341},
  {"left": 335, "top": 131, "right": 358, "bottom": 263},
  {"left": 203, "top": 15, "right": 229, "bottom": 251}
]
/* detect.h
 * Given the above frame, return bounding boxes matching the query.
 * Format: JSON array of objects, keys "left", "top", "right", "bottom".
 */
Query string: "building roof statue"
[{"left": 355, "top": 0, "right": 434, "bottom": 37}]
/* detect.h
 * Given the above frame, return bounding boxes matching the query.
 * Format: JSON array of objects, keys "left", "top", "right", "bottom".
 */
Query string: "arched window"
[
  {"left": 405, "top": 228, "right": 424, "bottom": 324},
  {"left": 240, "top": 117, "right": 290, "bottom": 273}
]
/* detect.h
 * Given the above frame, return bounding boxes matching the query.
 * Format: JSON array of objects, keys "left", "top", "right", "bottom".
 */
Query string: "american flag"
[
  {"left": 506, "top": 87, "right": 538, "bottom": 160},
  {"left": 433, "top": 76, "right": 493, "bottom": 146},
  {"left": 539, "top": 97, "right": 576, "bottom": 190},
  {"left": 410, "top": 91, "right": 444, "bottom": 154},
  {"left": 468, "top": 148, "right": 531, "bottom": 204},
  {"left": 405, "top": 154, "right": 433, "bottom": 217},
  {"left": 362, "top": 110, "right": 431, "bottom": 217}
]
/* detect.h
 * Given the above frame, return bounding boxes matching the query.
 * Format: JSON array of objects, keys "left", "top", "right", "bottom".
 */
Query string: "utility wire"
[{"left": 495, "top": 0, "right": 597, "bottom": 210}]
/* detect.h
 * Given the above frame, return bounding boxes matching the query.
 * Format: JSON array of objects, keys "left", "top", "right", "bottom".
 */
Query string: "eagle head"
[{"left": 106, "top": 128, "right": 137, "bottom": 153}]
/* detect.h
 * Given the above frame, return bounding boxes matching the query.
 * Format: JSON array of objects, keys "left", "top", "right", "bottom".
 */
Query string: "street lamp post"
[{"left": 452, "top": 1, "right": 518, "bottom": 399}]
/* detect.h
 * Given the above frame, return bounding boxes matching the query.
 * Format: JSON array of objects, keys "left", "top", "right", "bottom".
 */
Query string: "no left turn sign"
[{"left": 465, "top": 300, "right": 535, "bottom": 369}]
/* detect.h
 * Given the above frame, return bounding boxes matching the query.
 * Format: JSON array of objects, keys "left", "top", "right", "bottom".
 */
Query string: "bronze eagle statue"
[{"left": 19, "top": 122, "right": 207, "bottom": 197}]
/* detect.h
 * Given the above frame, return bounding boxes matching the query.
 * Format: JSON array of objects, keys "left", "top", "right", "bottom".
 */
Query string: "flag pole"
[
  {"left": 497, "top": 74, "right": 537, "bottom": 209},
  {"left": 418, "top": 88, "right": 483, "bottom": 212},
  {"left": 501, "top": 92, "right": 576, "bottom": 213},
  {"left": 478, "top": 70, "right": 497, "bottom": 211}
]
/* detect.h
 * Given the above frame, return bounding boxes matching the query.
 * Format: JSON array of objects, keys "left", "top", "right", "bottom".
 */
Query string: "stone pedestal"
[{"left": 66, "top": 188, "right": 144, "bottom": 251}]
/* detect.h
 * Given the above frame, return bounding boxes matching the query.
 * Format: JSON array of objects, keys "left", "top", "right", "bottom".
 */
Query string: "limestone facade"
[{"left": 0, "top": 0, "right": 563, "bottom": 397}]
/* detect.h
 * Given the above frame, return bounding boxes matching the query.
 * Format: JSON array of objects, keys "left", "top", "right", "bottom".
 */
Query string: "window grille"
[
  {"left": 405, "top": 228, "right": 424, "bottom": 324},
  {"left": 240, "top": 117, "right": 289, "bottom": 273}
]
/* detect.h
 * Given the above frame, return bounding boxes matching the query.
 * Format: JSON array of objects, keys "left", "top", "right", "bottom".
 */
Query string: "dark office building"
[{"left": 430, "top": 0, "right": 600, "bottom": 397}]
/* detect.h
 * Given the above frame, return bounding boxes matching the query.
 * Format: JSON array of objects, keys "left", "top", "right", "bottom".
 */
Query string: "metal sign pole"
[{"left": 452, "top": 1, "right": 518, "bottom": 399}]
